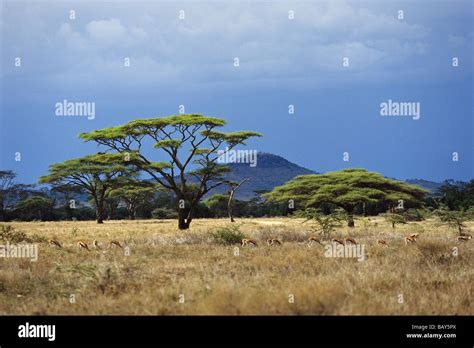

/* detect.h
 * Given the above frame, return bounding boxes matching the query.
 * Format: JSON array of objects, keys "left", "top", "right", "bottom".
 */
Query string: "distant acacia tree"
[
  {"left": 437, "top": 179, "right": 474, "bottom": 210},
  {"left": 265, "top": 169, "right": 427, "bottom": 227},
  {"left": 110, "top": 180, "right": 157, "bottom": 220},
  {"left": 435, "top": 205, "right": 474, "bottom": 235},
  {"left": 51, "top": 184, "right": 84, "bottom": 219},
  {"left": 382, "top": 213, "right": 407, "bottom": 229},
  {"left": 225, "top": 178, "right": 249, "bottom": 222},
  {"left": 80, "top": 114, "right": 261, "bottom": 229},
  {"left": 0, "top": 170, "right": 30, "bottom": 221},
  {"left": 39, "top": 153, "right": 135, "bottom": 223},
  {"left": 14, "top": 195, "right": 55, "bottom": 221}
]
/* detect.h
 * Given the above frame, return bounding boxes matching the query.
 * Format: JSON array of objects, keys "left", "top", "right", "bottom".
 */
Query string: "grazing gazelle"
[
  {"left": 344, "top": 237, "right": 357, "bottom": 245},
  {"left": 377, "top": 239, "right": 388, "bottom": 247},
  {"left": 241, "top": 238, "right": 258, "bottom": 247},
  {"left": 267, "top": 238, "right": 282, "bottom": 246},
  {"left": 332, "top": 238, "right": 345, "bottom": 245},
  {"left": 48, "top": 239, "right": 62, "bottom": 248},
  {"left": 93, "top": 240, "right": 101, "bottom": 249},
  {"left": 404, "top": 236, "right": 417, "bottom": 245},
  {"left": 109, "top": 240, "right": 123, "bottom": 249},
  {"left": 307, "top": 236, "right": 323, "bottom": 246},
  {"left": 457, "top": 235, "right": 472, "bottom": 242},
  {"left": 77, "top": 241, "right": 90, "bottom": 251},
  {"left": 409, "top": 233, "right": 420, "bottom": 240}
]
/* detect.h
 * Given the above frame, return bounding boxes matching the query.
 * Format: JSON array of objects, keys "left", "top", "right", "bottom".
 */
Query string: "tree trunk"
[
  {"left": 228, "top": 190, "right": 235, "bottom": 223},
  {"left": 94, "top": 196, "right": 105, "bottom": 224},
  {"left": 347, "top": 208, "right": 355, "bottom": 227},
  {"left": 178, "top": 208, "right": 190, "bottom": 230}
]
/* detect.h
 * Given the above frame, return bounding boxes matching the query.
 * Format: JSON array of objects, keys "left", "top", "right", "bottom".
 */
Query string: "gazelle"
[
  {"left": 241, "top": 238, "right": 258, "bottom": 247},
  {"left": 344, "top": 237, "right": 357, "bottom": 245},
  {"left": 93, "top": 240, "right": 101, "bottom": 249},
  {"left": 404, "top": 236, "right": 417, "bottom": 245},
  {"left": 377, "top": 239, "right": 388, "bottom": 247},
  {"left": 457, "top": 235, "right": 472, "bottom": 242},
  {"left": 77, "top": 241, "right": 90, "bottom": 251},
  {"left": 307, "top": 236, "right": 323, "bottom": 246},
  {"left": 48, "top": 239, "right": 62, "bottom": 248},
  {"left": 267, "top": 238, "right": 282, "bottom": 246},
  {"left": 332, "top": 238, "right": 345, "bottom": 245},
  {"left": 409, "top": 233, "right": 420, "bottom": 240},
  {"left": 109, "top": 240, "right": 123, "bottom": 249}
]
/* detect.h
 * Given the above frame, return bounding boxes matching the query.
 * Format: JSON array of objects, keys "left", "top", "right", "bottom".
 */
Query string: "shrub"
[
  {"left": 212, "top": 225, "right": 245, "bottom": 245},
  {"left": 297, "top": 208, "right": 343, "bottom": 240},
  {"left": 0, "top": 225, "right": 30, "bottom": 243},
  {"left": 381, "top": 213, "right": 406, "bottom": 229},
  {"left": 152, "top": 208, "right": 178, "bottom": 219},
  {"left": 403, "top": 208, "right": 426, "bottom": 221}
]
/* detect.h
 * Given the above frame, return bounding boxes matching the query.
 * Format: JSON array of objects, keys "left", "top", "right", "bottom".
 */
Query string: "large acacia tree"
[
  {"left": 79, "top": 114, "right": 261, "bottom": 229},
  {"left": 265, "top": 168, "right": 427, "bottom": 227},
  {"left": 39, "top": 153, "right": 136, "bottom": 223}
]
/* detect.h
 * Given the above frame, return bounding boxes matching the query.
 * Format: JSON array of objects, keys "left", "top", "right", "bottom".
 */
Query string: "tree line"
[{"left": 1, "top": 114, "right": 473, "bottom": 228}]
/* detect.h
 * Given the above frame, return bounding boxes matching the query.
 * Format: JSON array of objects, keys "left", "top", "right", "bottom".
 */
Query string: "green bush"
[
  {"left": 151, "top": 208, "right": 178, "bottom": 219},
  {"left": 403, "top": 208, "right": 426, "bottom": 221},
  {"left": 212, "top": 225, "right": 245, "bottom": 245}
]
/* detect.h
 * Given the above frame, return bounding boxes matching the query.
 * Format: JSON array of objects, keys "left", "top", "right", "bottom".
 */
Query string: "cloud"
[{"left": 1, "top": 0, "right": 471, "bottom": 91}]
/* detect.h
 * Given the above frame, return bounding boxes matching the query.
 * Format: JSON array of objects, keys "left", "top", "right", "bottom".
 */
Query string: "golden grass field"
[{"left": 0, "top": 217, "right": 473, "bottom": 315}]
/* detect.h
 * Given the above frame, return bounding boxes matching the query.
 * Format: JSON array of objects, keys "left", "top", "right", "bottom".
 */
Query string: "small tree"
[
  {"left": 110, "top": 180, "right": 157, "bottom": 220},
  {"left": 382, "top": 213, "right": 407, "bottom": 229},
  {"left": 225, "top": 178, "right": 249, "bottom": 222},
  {"left": 298, "top": 208, "right": 343, "bottom": 240},
  {"left": 435, "top": 206, "right": 474, "bottom": 235},
  {"left": 79, "top": 114, "right": 261, "bottom": 230},
  {"left": 39, "top": 153, "right": 135, "bottom": 223}
]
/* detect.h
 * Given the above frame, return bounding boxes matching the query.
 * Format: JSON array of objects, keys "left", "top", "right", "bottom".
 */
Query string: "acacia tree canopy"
[
  {"left": 39, "top": 153, "right": 136, "bottom": 223},
  {"left": 265, "top": 169, "right": 428, "bottom": 227},
  {"left": 79, "top": 114, "right": 262, "bottom": 229}
]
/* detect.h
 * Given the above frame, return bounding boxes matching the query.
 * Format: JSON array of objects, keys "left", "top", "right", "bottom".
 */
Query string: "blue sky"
[{"left": 1, "top": 0, "right": 473, "bottom": 184}]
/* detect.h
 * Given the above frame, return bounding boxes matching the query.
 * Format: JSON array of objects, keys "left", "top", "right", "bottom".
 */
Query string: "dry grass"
[{"left": 0, "top": 217, "right": 473, "bottom": 315}]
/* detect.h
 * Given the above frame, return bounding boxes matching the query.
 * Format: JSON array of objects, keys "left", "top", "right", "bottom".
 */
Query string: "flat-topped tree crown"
[
  {"left": 39, "top": 153, "right": 137, "bottom": 223},
  {"left": 79, "top": 113, "right": 262, "bottom": 229},
  {"left": 265, "top": 168, "right": 427, "bottom": 227}
]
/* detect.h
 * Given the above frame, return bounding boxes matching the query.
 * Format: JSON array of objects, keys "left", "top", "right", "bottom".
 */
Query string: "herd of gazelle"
[
  {"left": 47, "top": 232, "right": 472, "bottom": 251},
  {"left": 241, "top": 232, "right": 472, "bottom": 248},
  {"left": 48, "top": 239, "right": 123, "bottom": 251}
]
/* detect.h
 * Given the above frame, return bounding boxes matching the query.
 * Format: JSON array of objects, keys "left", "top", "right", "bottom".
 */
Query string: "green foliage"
[
  {"left": 205, "top": 194, "right": 229, "bottom": 217},
  {"left": 382, "top": 213, "right": 407, "bottom": 228},
  {"left": 265, "top": 169, "right": 428, "bottom": 226},
  {"left": 298, "top": 208, "right": 343, "bottom": 240},
  {"left": 436, "top": 179, "right": 474, "bottom": 210},
  {"left": 212, "top": 225, "right": 245, "bottom": 245},
  {"left": 435, "top": 206, "right": 474, "bottom": 235},
  {"left": 14, "top": 195, "right": 55, "bottom": 221},
  {"left": 403, "top": 208, "right": 428, "bottom": 221},
  {"left": 79, "top": 114, "right": 262, "bottom": 229},
  {"left": 151, "top": 208, "right": 178, "bottom": 219}
]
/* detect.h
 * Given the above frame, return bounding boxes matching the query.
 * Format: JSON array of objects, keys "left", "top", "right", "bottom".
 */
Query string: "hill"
[{"left": 208, "top": 152, "right": 317, "bottom": 200}]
